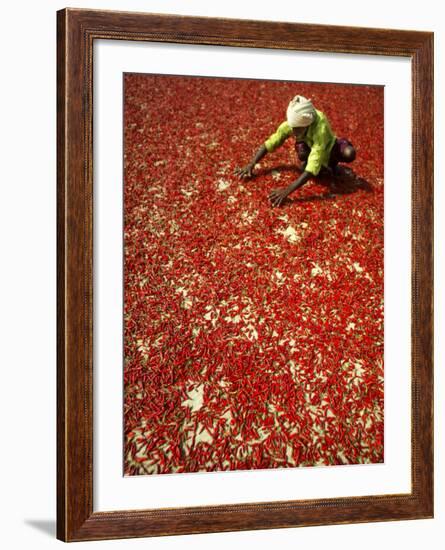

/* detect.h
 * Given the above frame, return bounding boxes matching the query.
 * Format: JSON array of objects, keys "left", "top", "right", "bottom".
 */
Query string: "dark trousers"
[{"left": 295, "top": 138, "right": 354, "bottom": 170}]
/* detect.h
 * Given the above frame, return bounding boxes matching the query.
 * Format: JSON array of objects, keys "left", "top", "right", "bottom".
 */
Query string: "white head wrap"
[{"left": 286, "top": 95, "right": 316, "bottom": 128}]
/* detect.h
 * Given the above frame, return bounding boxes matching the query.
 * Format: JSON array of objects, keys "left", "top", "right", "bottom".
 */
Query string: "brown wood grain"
[{"left": 57, "top": 8, "right": 434, "bottom": 542}]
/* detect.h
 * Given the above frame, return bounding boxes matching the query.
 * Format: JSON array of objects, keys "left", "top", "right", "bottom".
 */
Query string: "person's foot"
[
  {"left": 319, "top": 165, "right": 334, "bottom": 177},
  {"left": 333, "top": 164, "right": 354, "bottom": 179}
]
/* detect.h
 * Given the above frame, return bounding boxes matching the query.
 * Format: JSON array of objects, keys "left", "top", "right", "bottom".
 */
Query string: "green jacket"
[{"left": 264, "top": 109, "right": 336, "bottom": 176}]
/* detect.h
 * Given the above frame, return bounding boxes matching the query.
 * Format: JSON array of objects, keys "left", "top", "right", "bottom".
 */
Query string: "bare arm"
[
  {"left": 269, "top": 171, "right": 312, "bottom": 207},
  {"left": 234, "top": 144, "right": 268, "bottom": 179}
]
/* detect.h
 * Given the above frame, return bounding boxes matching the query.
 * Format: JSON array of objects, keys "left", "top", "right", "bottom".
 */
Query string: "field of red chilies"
[{"left": 123, "top": 74, "right": 384, "bottom": 476}]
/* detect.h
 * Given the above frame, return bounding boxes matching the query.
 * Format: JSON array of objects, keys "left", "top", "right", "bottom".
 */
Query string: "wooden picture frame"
[{"left": 57, "top": 8, "right": 434, "bottom": 542}]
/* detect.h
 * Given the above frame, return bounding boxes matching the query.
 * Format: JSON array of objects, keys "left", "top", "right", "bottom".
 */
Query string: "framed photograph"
[{"left": 57, "top": 8, "right": 433, "bottom": 542}]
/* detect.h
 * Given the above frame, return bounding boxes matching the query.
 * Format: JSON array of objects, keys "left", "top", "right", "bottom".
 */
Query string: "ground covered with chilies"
[{"left": 123, "top": 74, "right": 384, "bottom": 475}]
